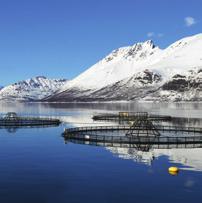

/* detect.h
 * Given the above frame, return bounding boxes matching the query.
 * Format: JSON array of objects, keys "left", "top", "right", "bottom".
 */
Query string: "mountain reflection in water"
[
  {"left": 1, "top": 102, "right": 202, "bottom": 172},
  {"left": 106, "top": 147, "right": 202, "bottom": 171},
  {"left": 58, "top": 103, "right": 202, "bottom": 172},
  {"left": 0, "top": 102, "right": 202, "bottom": 203}
]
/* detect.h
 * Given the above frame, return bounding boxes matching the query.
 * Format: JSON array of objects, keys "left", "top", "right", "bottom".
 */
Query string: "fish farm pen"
[
  {"left": 63, "top": 125, "right": 202, "bottom": 143},
  {"left": 0, "top": 112, "right": 61, "bottom": 127},
  {"left": 63, "top": 112, "right": 202, "bottom": 147},
  {"left": 92, "top": 112, "right": 172, "bottom": 122}
]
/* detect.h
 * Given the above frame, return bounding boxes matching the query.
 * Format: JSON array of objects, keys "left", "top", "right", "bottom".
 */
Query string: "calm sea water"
[{"left": 0, "top": 102, "right": 202, "bottom": 203}]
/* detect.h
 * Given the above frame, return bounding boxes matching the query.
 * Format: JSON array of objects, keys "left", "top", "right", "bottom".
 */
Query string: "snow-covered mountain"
[
  {"left": 61, "top": 39, "right": 161, "bottom": 90},
  {"left": 46, "top": 33, "right": 202, "bottom": 102},
  {"left": 0, "top": 33, "right": 201, "bottom": 102},
  {"left": 0, "top": 76, "right": 67, "bottom": 101},
  {"left": 47, "top": 70, "right": 162, "bottom": 102}
]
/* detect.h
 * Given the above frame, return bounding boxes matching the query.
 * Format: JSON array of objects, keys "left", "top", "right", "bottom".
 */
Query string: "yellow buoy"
[{"left": 168, "top": 167, "right": 179, "bottom": 175}]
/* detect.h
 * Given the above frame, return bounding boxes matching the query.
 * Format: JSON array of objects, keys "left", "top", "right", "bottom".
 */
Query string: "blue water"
[{"left": 0, "top": 102, "right": 202, "bottom": 203}]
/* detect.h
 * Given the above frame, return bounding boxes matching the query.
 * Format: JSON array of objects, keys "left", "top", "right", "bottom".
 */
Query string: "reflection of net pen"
[
  {"left": 0, "top": 124, "right": 60, "bottom": 133},
  {"left": 65, "top": 138, "right": 202, "bottom": 151}
]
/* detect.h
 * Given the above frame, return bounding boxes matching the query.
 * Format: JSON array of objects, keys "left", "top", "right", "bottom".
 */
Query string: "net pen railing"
[
  {"left": 64, "top": 125, "right": 202, "bottom": 134},
  {"left": 64, "top": 133, "right": 202, "bottom": 144},
  {"left": 0, "top": 116, "right": 60, "bottom": 126},
  {"left": 0, "top": 116, "right": 60, "bottom": 121},
  {"left": 66, "top": 139, "right": 202, "bottom": 149}
]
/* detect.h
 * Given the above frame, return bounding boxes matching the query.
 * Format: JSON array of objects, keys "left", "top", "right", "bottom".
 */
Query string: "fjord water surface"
[{"left": 0, "top": 102, "right": 202, "bottom": 203}]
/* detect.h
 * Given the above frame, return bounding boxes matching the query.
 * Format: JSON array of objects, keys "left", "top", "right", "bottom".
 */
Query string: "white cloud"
[
  {"left": 184, "top": 16, "right": 196, "bottom": 27},
  {"left": 147, "top": 32, "right": 154, "bottom": 37},
  {"left": 147, "top": 32, "right": 164, "bottom": 38},
  {"left": 157, "top": 33, "right": 164, "bottom": 38}
]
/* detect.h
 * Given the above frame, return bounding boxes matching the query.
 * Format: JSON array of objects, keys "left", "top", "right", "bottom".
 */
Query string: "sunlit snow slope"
[{"left": 47, "top": 33, "right": 202, "bottom": 102}]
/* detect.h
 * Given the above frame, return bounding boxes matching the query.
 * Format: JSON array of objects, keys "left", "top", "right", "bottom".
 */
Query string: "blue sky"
[{"left": 0, "top": 0, "right": 201, "bottom": 85}]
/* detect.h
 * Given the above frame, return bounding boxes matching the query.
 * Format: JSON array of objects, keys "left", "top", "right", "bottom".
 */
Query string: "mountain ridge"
[
  {"left": 45, "top": 33, "right": 202, "bottom": 102},
  {"left": 0, "top": 76, "right": 67, "bottom": 101}
]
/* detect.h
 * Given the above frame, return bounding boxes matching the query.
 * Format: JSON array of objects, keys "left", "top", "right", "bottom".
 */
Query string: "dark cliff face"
[
  {"left": 162, "top": 77, "right": 189, "bottom": 92},
  {"left": 162, "top": 70, "right": 202, "bottom": 92},
  {"left": 134, "top": 70, "right": 161, "bottom": 85}
]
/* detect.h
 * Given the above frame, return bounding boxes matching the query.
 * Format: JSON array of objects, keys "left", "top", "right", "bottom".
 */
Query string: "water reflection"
[
  {"left": 1, "top": 127, "right": 18, "bottom": 133},
  {"left": 60, "top": 105, "right": 202, "bottom": 172},
  {"left": 0, "top": 102, "right": 202, "bottom": 203},
  {"left": 0, "top": 101, "right": 202, "bottom": 118},
  {"left": 106, "top": 146, "right": 202, "bottom": 172},
  {"left": 107, "top": 146, "right": 155, "bottom": 165},
  {"left": 0, "top": 101, "right": 202, "bottom": 172},
  {"left": 0, "top": 124, "right": 60, "bottom": 133},
  {"left": 65, "top": 137, "right": 202, "bottom": 171}
]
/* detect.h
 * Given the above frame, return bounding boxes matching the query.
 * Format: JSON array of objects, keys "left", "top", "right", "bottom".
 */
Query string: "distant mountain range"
[
  {"left": 0, "top": 33, "right": 202, "bottom": 102},
  {"left": 0, "top": 76, "right": 67, "bottom": 101}
]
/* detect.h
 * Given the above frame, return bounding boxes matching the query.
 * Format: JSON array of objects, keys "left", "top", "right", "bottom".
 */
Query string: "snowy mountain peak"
[
  {"left": 104, "top": 39, "right": 157, "bottom": 63},
  {"left": 132, "top": 39, "right": 156, "bottom": 49},
  {"left": 36, "top": 76, "right": 47, "bottom": 79},
  {"left": 125, "top": 40, "right": 158, "bottom": 60},
  {"left": 0, "top": 76, "right": 67, "bottom": 101}
]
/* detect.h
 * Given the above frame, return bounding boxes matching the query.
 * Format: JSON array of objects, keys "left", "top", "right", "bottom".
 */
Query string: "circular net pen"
[
  {"left": 63, "top": 125, "right": 202, "bottom": 151},
  {"left": 0, "top": 112, "right": 61, "bottom": 127},
  {"left": 92, "top": 112, "right": 172, "bottom": 124}
]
